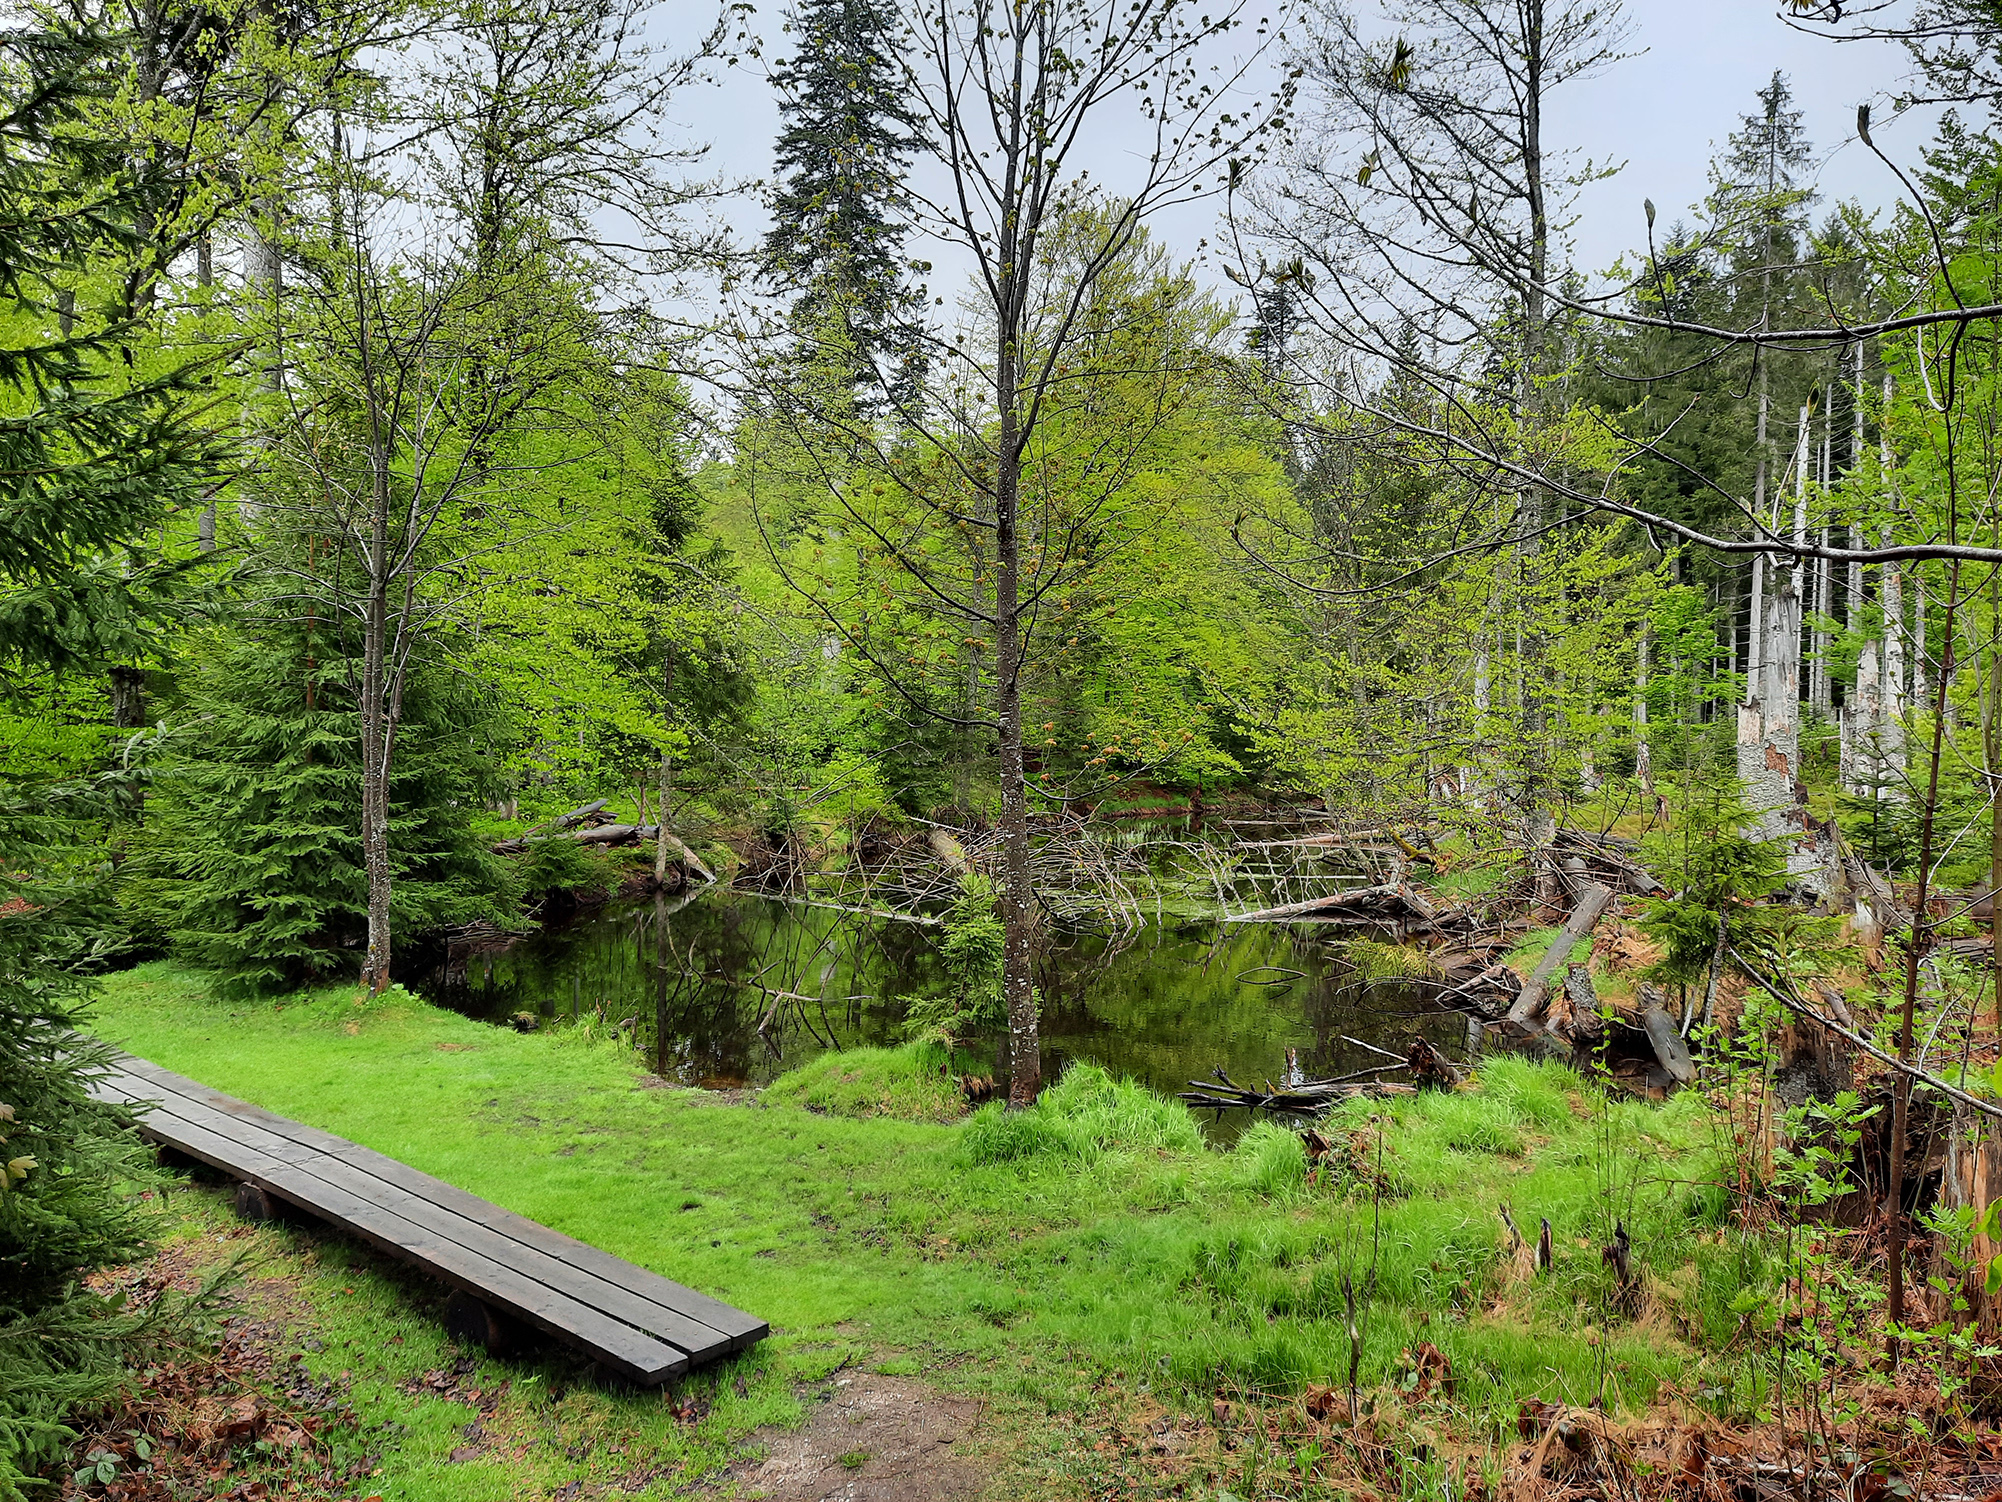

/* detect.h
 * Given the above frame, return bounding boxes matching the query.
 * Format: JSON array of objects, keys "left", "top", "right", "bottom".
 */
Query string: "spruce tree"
[
  {"left": 763, "top": 0, "right": 928, "bottom": 405},
  {"left": 130, "top": 605, "right": 518, "bottom": 996},
  {"left": 0, "top": 27, "right": 225, "bottom": 1497}
]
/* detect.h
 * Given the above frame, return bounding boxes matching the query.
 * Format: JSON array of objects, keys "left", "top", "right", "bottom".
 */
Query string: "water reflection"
[{"left": 429, "top": 888, "right": 1465, "bottom": 1121}]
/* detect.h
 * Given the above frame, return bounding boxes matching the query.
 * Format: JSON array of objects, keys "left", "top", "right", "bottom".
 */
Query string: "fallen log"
[
  {"left": 925, "top": 827, "right": 970, "bottom": 874},
  {"left": 1638, "top": 985, "right": 1697, "bottom": 1086},
  {"left": 1500, "top": 883, "right": 1613, "bottom": 1034},
  {"left": 495, "top": 821, "right": 658, "bottom": 854},
  {"left": 527, "top": 799, "right": 609, "bottom": 835},
  {"left": 1225, "top": 882, "right": 1439, "bottom": 926}
]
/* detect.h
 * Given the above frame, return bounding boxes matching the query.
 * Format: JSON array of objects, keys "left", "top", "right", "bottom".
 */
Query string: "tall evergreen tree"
[
  {"left": 0, "top": 28, "right": 225, "bottom": 1497},
  {"left": 762, "top": 0, "right": 928, "bottom": 405}
]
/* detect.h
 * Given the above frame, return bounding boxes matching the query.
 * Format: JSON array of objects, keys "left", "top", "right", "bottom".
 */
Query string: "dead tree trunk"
[{"left": 1502, "top": 883, "right": 1612, "bottom": 1034}]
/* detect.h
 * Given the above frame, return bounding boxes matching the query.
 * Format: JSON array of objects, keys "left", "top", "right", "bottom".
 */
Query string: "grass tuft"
[
  {"left": 962, "top": 1062, "right": 1204, "bottom": 1165},
  {"left": 762, "top": 1039, "right": 970, "bottom": 1122}
]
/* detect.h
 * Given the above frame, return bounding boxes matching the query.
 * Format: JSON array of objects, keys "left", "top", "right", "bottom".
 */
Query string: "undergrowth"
[{"left": 77, "top": 961, "right": 1789, "bottom": 1498}]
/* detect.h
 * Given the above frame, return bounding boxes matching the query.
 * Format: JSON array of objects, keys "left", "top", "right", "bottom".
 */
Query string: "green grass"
[
  {"left": 760, "top": 1038, "right": 972, "bottom": 1122},
  {"left": 82, "top": 961, "right": 1764, "bottom": 1496}
]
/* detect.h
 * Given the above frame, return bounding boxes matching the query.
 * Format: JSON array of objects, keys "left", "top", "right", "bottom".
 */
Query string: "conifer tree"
[
  {"left": 129, "top": 601, "right": 517, "bottom": 997},
  {"left": 763, "top": 0, "right": 928, "bottom": 405},
  {"left": 0, "top": 27, "right": 224, "bottom": 1496}
]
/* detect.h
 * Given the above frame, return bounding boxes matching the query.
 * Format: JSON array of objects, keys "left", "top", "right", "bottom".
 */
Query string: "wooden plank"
[
  {"left": 100, "top": 1069, "right": 728, "bottom": 1361},
  {"left": 109, "top": 1058, "right": 766, "bottom": 1350},
  {"left": 114, "top": 1056, "right": 353, "bottom": 1154},
  {"left": 284, "top": 1153, "right": 736, "bottom": 1365},
  {"left": 121, "top": 1095, "right": 689, "bottom": 1383},
  {"left": 325, "top": 1142, "right": 765, "bottom": 1349}
]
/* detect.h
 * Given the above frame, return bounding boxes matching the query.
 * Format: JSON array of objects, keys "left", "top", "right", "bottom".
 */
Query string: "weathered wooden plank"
[
  {"left": 321, "top": 1142, "right": 767, "bottom": 1351},
  {"left": 114, "top": 1056, "right": 354, "bottom": 1154},
  {"left": 120, "top": 1095, "right": 689, "bottom": 1383},
  {"left": 99, "top": 1068, "right": 736, "bottom": 1362},
  {"left": 92, "top": 1059, "right": 764, "bottom": 1380},
  {"left": 279, "top": 1153, "right": 736, "bottom": 1364},
  {"left": 110, "top": 1058, "right": 766, "bottom": 1350}
]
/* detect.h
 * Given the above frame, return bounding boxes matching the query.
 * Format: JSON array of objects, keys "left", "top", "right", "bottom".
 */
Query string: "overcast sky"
[{"left": 666, "top": 1, "right": 1938, "bottom": 312}]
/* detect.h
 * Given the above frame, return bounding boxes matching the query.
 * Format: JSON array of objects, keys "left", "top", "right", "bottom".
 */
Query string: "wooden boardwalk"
[{"left": 90, "top": 1054, "right": 766, "bottom": 1384}]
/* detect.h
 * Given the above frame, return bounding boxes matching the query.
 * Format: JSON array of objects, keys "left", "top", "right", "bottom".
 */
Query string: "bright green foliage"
[
  {"left": 0, "top": 924, "right": 163, "bottom": 1500},
  {"left": 1641, "top": 777, "right": 1790, "bottom": 983},
  {"left": 0, "top": 30, "right": 224, "bottom": 675},
  {"left": 900, "top": 873, "right": 1006, "bottom": 1044},
  {"left": 0, "top": 27, "right": 232, "bottom": 1496},
  {"left": 128, "top": 611, "right": 516, "bottom": 995}
]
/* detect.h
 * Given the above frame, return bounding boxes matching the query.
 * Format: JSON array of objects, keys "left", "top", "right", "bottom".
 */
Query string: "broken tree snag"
[
  {"left": 1548, "top": 964, "right": 1606, "bottom": 1055},
  {"left": 656, "top": 830, "right": 716, "bottom": 884},
  {"left": 1501, "top": 883, "right": 1614, "bottom": 1035},
  {"left": 1602, "top": 1222, "right": 1638, "bottom": 1310},
  {"left": 1638, "top": 985, "right": 1697, "bottom": 1087},
  {"left": 1405, "top": 1037, "right": 1461, "bottom": 1090}
]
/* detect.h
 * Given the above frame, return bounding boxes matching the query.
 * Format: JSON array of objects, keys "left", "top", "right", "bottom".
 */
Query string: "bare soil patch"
[{"left": 725, "top": 1372, "right": 983, "bottom": 1501}]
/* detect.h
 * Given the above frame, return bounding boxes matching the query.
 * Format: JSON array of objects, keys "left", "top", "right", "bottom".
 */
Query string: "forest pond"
[{"left": 425, "top": 886, "right": 1466, "bottom": 1131}]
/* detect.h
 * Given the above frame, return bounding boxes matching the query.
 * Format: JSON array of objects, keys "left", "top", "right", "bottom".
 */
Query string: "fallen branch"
[
  {"left": 1225, "top": 882, "right": 1439, "bottom": 926},
  {"left": 1500, "top": 884, "right": 1613, "bottom": 1034},
  {"left": 1727, "top": 945, "right": 2002, "bottom": 1125}
]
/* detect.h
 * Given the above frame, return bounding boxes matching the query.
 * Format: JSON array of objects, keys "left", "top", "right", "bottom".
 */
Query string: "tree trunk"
[
  {"left": 359, "top": 366, "right": 395, "bottom": 993},
  {"left": 996, "top": 367, "right": 1038, "bottom": 1107},
  {"left": 655, "top": 645, "right": 677, "bottom": 884},
  {"left": 109, "top": 665, "right": 147, "bottom": 729},
  {"left": 1887, "top": 555, "right": 1963, "bottom": 1365}
]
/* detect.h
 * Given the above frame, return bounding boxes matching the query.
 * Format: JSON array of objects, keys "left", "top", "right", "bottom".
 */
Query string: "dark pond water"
[{"left": 427, "top": 885, "right": 1466, "bottom": 1126}]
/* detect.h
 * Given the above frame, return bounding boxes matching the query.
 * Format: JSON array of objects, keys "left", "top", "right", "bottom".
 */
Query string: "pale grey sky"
[{"left": 664, "top": 1, "right": 1937, "bottom": 311}]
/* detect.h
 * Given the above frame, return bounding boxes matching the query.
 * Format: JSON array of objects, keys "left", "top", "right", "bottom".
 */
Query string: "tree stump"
[{"left": 233, "top": 1180, "right": 276, "bottom": 1221}]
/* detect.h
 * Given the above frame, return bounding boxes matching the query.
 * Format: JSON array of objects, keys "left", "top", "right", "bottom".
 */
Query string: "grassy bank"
[{"left": 80, "top": 961, "right": 1764, "bottom": 1498}]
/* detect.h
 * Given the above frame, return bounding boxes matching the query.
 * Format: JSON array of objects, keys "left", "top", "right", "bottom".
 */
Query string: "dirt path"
[{"left": 724, "top": 1372, "right": 984, "bottom": 1501}]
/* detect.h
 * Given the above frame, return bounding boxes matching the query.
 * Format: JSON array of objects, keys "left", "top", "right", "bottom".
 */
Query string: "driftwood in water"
[
  {"left": 1179, "top": 1065, "right": 1416, "bottom": 1117},
  {"left": 1500, "top": 883, "right": 1613, "bottom": 1034},
  {"left": 1225, "top": 882, "right": 1439, "bottom": 927}
]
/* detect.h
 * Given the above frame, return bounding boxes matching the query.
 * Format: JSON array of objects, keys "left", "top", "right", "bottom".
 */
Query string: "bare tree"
[{"left": 736, "top": 0, "right": 1288, "bottom": 1105}]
